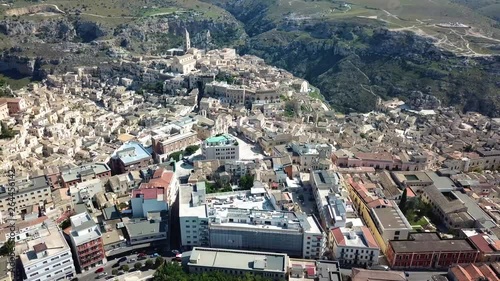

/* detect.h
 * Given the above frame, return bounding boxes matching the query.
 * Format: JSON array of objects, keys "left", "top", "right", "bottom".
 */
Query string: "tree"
[
  {"left": 169, "top": 151, "right": 183, "bottom": 162},
  {"left": 59, "top": 218, "right": 71, "bottom": 230},
  {"left": 0, "top": 123, "right": 15, "bottom": 139},
  {"left": 145, "top": 259, "right": 154, "bottom": 267},
  {"left": 154, "top": 257, "right": 164, "bottom": 268},
  {"left": 184, "top": 145, "right": 199, "bottom": 156},
  {"left": 120, "top": 264, "right": 129, "bottom": 272},
  {"left": 112, "top": 269, "right": 118, "bottom": 275},
  {"left": 153, "top": 261, "right": 274, "bottom": 281},
  {"left": 134, "top": 262, "right": 142, "bottom": 270},
  {"left": 239, "top": 174, "right": 254, "bottom": 190},
  {"left": 0, "top": 239, "right": 14, "bottom": 255},
  {"left": 399, "top": 188, "right": 408, "bottom": 213}
]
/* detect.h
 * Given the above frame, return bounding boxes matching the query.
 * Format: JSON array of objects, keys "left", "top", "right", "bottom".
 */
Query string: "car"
[
  {"left": 137, "top": 253, "right": 146, "bottom": 258},
  {"left": 117, "top": 271, "right": 125, "bottom": 276},
  {"left": 150, "top": 253, "right": 160, "bottom": 258},
  {"left": 95, "top": 267, "right": 105, "bottom": 273},
  {"left": 128, "top": 258, "right": 137, "bottom": 263},
  {"left": 117, "top": 257, "right": 127, "bottom": 263},
  {"left": 97, "top": 272, "right": 107, "bottom": 277},
  {"left": 172, "top": 250, "right": 180, "bottom": 255},
  {"left": 370, "top": 265, "right": 389, "bottom": 271},
  {"left": 105, "top": 276, "right": 115, "bottom": 280}
]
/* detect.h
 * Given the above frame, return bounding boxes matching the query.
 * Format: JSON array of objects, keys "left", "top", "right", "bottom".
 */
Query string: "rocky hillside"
[
  {"left": 204, "top": 0, "right": 500, "bottom": 117},
  {"left": 1, "top": 0, "right": 499, "bottom": 116}
]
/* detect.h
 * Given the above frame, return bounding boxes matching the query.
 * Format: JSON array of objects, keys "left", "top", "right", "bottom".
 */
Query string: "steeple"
[{"left": 185, "top": 28, "right": 191, "bottom": 51}]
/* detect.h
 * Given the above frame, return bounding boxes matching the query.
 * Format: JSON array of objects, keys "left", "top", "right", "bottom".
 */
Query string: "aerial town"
[{"left": 0, "top": 30, "right": 500, "bottom": 281}]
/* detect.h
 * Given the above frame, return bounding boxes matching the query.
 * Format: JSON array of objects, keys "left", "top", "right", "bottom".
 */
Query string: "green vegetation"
[
  {"left": 58, "top": 218, "right": 71, "bottom": 230},
  {"left": 169, "top": 151, "right": 183, "bottom": 162},
  {"left": 0, "top": 239, "right": 14, "bottom": 255},
  {"left": 403, "top": 199, "right": 437, "bottom": 227},
  {"left": 112, "top": 269, "right": 118, "bottom": 275},
  {"left": 145, "top": 259, "right": 154, "bottom": 268},
  {"left": 205, "top": 180, "right": 232, "bottom": 194},
  {"left": 155, "top": 257, "right": 164, "bottom": 268},
  {"left": 239, "top": 173, "right": 254, "bottom": 190},
  {"left": 184, "top": 145, "right": 200, "bottom": 156},
  {"left": 399, "top": 188, "right": 408, "bottom": 213},
  {"left": 153, "top": 261, "right": 275, "bottom": 281},
  {"left": 0, "top": 123, "right": 16, "bottom": 139},
  {"left": 134, "top": 262, "right": 142, "bottom": 270},
  {"left": 120, "top": 264, "right": 129, "bottom": 272}
]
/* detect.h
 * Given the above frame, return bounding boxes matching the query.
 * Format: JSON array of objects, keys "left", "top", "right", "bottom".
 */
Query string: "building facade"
[
  {"left": 386, "top": 233, "right": 479, "bottom": 269},
  {"left": 60, "top": 163, "right": 111, "bottom": 189},
  {"left": 20, "top": 226, "right": 76, "bottom": 281},
  {"left": 188, "top": 247, "right": 288, "bottom": 281},
  {"left": 330, "top": 226, "right": 380, "bottom": 267},
  {"left": 202, "top": 134, "right": 240, "bottom": 160},
  {"left": 68, "top": 212, "right": 106, "bottom": 272},
  {"left": 109, "top": 142, "right": 152, "bottom": 174}
]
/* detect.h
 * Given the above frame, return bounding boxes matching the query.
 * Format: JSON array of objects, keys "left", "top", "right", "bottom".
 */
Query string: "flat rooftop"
[
  {"left": 188, "top": 247, "right": 287, "bottom": 272},
  {"left": 390, "top": 233, "right": 477, "bottom": 253},
  {"left": 372, "top": 207, "right": 412, "bottom": 230},
  {"left": 19, "top": 226, "right": 70, "bottom": 266},
  {"left": 126, "top": 220, "right": 167, "bottom": 238},
  {"left": 112, "top": 142, "right": 151, "bottom": 165},
  {"left": 204, "top": 134, "right": 237, "bottom": 146}
]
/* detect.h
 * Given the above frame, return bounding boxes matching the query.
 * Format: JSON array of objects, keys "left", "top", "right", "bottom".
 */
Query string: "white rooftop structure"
[{"left": 70, "top": 212, "right": 102, "bottom": 246}]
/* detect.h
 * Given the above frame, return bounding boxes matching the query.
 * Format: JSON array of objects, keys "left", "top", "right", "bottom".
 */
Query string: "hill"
[{"left": 0, "top": 0, "right": 499, "bottom": 116}]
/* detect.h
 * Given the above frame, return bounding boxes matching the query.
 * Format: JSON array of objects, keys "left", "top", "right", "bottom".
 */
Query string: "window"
[{"left": 395, "top": 231, "right": 400, "bottom": 235}]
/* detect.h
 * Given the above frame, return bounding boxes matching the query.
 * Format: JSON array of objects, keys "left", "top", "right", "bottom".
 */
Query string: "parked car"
[
  {"left": 137, "top": 253, "right": 146, "bottom": 258},
  {"left": 97, "top": 272, "right": 107, "bottom": 277},
  {"left": 117, "top": 271, "right": 125, "bottom": 276},
  {"left": 118, "top": 257, "right": 127, "bottom": 263},
  {"left": 128, "top": 258, "right": 137, "bottom": 263},
  {"left": 370, "top": 265, "right": 389, "bottom": 271},
  {"left": 105, "top": 276, "right": 115, "bottom": 280},
  {"left": 95, "top": 268, "right": 105, "bottom": 273},
  {"left": 150, "top": 253, "right": 160, "bottom": 258}
]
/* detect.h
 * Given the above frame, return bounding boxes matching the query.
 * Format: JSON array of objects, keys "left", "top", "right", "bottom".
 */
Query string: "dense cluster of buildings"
[{"left": 0, "top": 34, "right": 500, "bottom": 281}]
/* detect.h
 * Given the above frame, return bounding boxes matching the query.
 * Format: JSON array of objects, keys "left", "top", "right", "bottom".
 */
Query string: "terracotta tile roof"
[
  {"left": 477, "top": 264, "right": 499, "bottom": 281},
  {"left": 132, "top": 187, "right": 164, "bottom": 200},
  {"left": 468, "top": 234, "right": 495, "bottom": 253},
  {"left": 450, "top": 265, "right": 472, "bottom": 281},
  {"left": 361, "top": 226, "right": 378, "bottom": 248},
  {"left": 331, "top": 227, "right": 345, "bottom": 246}
]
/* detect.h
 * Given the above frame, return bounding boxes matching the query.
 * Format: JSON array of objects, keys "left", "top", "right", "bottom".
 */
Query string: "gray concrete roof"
[{"left": 188, "top": 247, "right": 287, "bottom": 272}]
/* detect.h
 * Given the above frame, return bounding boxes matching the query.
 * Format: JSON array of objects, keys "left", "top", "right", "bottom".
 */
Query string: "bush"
[
  {"left": 112, "top": 269, "right": 118, "bottom": 275},
  {"left": 169, "top": 151, "right": 183, "bottom": 162},
  {"left": 120, "top": 264, "right": 129, "bottom": 272},
  {"left": 145, "top": 259, "right": 154, "bottom": 267},
  {"left": 184, "top": 145, "right": 199, "bottom": 156},
  {"left": 134, "top": 262, "right": 142, "bottom": 270},
  {"left": 154, "top": 257, "right": 164, "bottom": 268}
]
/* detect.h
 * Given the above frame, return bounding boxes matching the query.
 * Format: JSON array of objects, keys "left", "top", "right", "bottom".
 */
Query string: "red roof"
[
  {"left": 331, "top": 227, "right": 345, "bottom": 246},
  {"left": 361, "top": 226, "right": 379, "bottom": 248},
  {"left": 305, "top": 266, "right": 316, "bottom": 276},
  {"left": 132, "top": 188, "right": 164, "bottom": 200},
  {"left": 145, "top": 168, "right": 174, "bottom": 189},
  {"left": 468, "top": 234, "right": 495, "bottom": 253}
]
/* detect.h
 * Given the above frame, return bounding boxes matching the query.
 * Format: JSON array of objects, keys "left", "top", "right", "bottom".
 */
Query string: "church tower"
[{"left": 185, "top": 28, "right": 191, "bottom": 51}]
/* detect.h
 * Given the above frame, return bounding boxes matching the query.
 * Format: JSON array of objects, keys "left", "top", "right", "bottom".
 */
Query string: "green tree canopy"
[
  {"left": 153, "top": 262, "right": 276, "bottom": 281},
  {"left": 0, "top": 239, "right": 15, "bottom": 255},
  {"left": 239, "top": 174, "right": 254, "bottom": 190}
]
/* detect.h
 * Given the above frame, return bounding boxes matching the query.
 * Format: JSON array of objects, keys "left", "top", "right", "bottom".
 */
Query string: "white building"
[
  {"left": 202, "top": 134, "right": 240, "bottom": 160},
  {"left": 19, "top": 226, "right": 76, "bottom": 281},
  {"left": 330, "top": 226, "right": 380, "bottom": 267},
  {"left": 311, "top": 170, "right": 354, "bottom": 230},
  {"left": 179, "top": 183, "right": 326, "bottom": 259},
  {"left": 69, "top": 178, "right": 104, "bottom": 204}
]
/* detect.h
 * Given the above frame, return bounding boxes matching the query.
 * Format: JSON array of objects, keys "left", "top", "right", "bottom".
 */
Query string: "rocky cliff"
[{"left": 203, "top": 0, "right": 500, "bottom": 117}]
